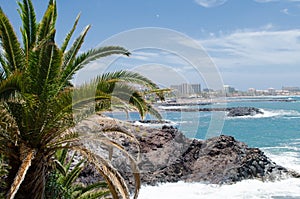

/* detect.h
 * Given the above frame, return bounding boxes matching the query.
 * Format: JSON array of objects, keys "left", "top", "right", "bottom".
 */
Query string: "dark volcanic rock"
[
  {"left": 77, "top": 115, "right": 299, "bottom": 191},
  {"left": 133, "top": 131, "right": 297, "bottom": 186},
  {"left": 227, "top": 107, "right": 263, "bottom": 117},
  {"left": 161, "top": 106, "right": 264, "bottom": 117}
]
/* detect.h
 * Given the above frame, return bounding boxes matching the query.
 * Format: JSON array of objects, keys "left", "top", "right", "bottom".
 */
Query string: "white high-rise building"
[{"left": 170, "top": 83, "right": 201, "bottom": 96}]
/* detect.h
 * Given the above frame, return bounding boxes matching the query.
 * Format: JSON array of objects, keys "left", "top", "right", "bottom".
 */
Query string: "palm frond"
[
  {"left": 26, "top": 37, "right": 62, "bottom": 98},
  {"left": 76, "top": 189, "right": 110, "bottom": 199},
  {"left": 61, "top": 13, "right": 81, "bottom": 53},
  {"left": 53, "top": 159, "right": 66, "bottom": 176},
  {"left": 75, "top": 181, "right": 108, "bottom": 192},
  {"left": 81, "top": 134, "right": 141, "bottom": 199},
  {"left": 0, "top": 104, "right": 20, "bottom": 157},
  {"left": 0, "top": 71, "right": 22, "bottom": 100},
  {"left": 36, "top": 1, "right": 56, "bottom": 44},
  {"left": 61, "top": 46, "right": 130, "bottom": 85},
  {"left": 98, "top": 70, "right": 158, "bottom": 90},
  {"left": 74, "top": 146, "right": 131, "bottom": 199},
  {"left": 95, "top": 73, "right": 162, "bottom": 119},
  {"left": 0, "top": 8, "right": 24, "bottom": 74},
  {"left": 62, "top": 159, "right": 85, "bottom": 188},
  {"left": 72, "top": 181, "right": 110, "bottom": 199},
  {"left": 61, "top": 25, "right": 90, "bottom": 77},
  {"left": 56, "top": 147, "right": 68, "bottom": 165},
  {"left": 110, "top": 84, "right": 147, "bottom": 119},
  {"left": 45, "top": 129, "right": 79, "bottom": 150},
  {"left": 146, "top": 104, "right": 162, "bottom": 120},
  {"left": 18, "top": 0, "right": 37, "bottom": 54}
]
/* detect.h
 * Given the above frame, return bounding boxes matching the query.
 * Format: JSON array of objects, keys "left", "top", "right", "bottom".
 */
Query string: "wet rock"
[{"left": 227, "top": 107, "right": 263, "bottom": 117}]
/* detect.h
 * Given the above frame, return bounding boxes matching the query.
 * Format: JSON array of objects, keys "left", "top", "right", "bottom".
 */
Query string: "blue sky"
[{"left": 1, "top": 0, "right": 300, "bottom": 90}]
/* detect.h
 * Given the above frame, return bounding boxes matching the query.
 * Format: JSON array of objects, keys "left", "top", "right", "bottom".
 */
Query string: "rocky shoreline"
[{"left": 76, "top": 115, "right": 300, "bottom": 191}]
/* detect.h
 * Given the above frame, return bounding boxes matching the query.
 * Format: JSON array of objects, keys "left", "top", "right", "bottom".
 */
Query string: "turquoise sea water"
[
  {"left": 107, "top": 96, "right": 300, "bottom": 165},
  {"left": 107, "top": 96, "right": 300, "bottom": 198}
]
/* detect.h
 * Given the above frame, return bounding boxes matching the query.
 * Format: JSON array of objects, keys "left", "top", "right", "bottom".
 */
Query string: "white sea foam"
[
  {"left": 132, "top": 120, "right": 178, "bottom": 128},
  {"left": 158, "top": 105, "right": 190, "bottom": 110},
  {"left": 228, "top": 109, "right": 300, "bottom": 119},
  {"left": 137, "top": 144, "right": 300, "bottom": 199},
  {"left": 137, "top": 179, "right": 300, "bottom": 199},
  {"left": 262, "top": 147, "right": 300, "bottom": 172}
]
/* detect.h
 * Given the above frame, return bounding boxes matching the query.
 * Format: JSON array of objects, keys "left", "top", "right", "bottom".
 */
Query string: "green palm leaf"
[
  {"left": 62, "top": 25, "right": 90, "bottom": 71},
  {"left": 0, "top": 8, "right": 24, "bottom": 74},
  {"left": 0, "top": 71, "right": 22, "bottom": 100},
  {"left": 36, "top": 0, "right": 56, "bottom": 44},
  {"left": 61, "top": 13, "right": 81, "bottom": 53},
  {"left": 18, "top": 0, "right": 37, "bottom": 55},
  {"left": 97, "top": 70, "right": 158, "bottom": 90},
  {"left": 61, "top": 45, "right": 130, "bottom": 86},
  {"left": 26, "top": 37, "right": 62, "bottom": 98}
]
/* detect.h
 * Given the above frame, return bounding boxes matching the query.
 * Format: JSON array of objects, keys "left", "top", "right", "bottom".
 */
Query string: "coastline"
[
  {"left": 77, "top": 114, "right": 300, "bottom": 190},
  {"left": 156, "top": 95, "right": 299, "bottom": 106}
]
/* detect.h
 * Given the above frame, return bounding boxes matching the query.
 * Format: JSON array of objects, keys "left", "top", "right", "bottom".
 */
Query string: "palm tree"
[{"left": 0, "top": 0, "right": 163, "bottom": 198}]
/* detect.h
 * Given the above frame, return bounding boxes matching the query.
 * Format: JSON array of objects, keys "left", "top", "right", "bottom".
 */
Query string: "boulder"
[{"left": 227, "top": 107, "right": 263, "bottom": 117}]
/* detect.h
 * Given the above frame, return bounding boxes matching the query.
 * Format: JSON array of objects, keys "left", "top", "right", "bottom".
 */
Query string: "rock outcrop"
[
  {"left": 227, "top": 107, "right": 263, "bottom": 117},
  {"left": 76, "top": 115, "right": 299, "bottom": 190}
]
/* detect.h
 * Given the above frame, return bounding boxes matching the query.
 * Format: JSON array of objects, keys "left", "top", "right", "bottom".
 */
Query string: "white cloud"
[
  {"left": 261, "top": 23, "right": 275, "bottom": 30},
  {"left": 255, "top": 0, "right": 300, "bottom": 2},
  {"left": 189, "top": 28, "right": 300, "bottom": 89},
  {"left": 199, "top": 29, "right": 300, "bottom": 68},
  {"left": 280, "top": 8, "right": 290, "bottom": 15},
  {"left": 129, "top": 51, "right": 159, "bottom": 61},
  {"left": 128, "top": 51, "right": 189, "bottom": 66},
  {"left": 195, "top": 0, "right": 300, "bottom": 8},
  {"left": 194, "top": 0, "right": 227, "bottom": 8},
  {"left": 254, "top": 0, "right": 278, "bottom": 2}
]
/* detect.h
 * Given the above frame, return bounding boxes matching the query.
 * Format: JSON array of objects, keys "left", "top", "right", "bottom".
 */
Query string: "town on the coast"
[{"left": 167, "top": 83, "right": 300, "bottom": 99}]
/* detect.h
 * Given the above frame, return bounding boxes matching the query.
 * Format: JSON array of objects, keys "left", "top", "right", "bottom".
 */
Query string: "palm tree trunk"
[
  {"left": 7, "top": 148, "right": 36, "bottom": 199},
  {"left": 14, "top": 153, "right": 48, "bottom": 199},
  {"left": 5, "top": 147, "right": 49, "bottom": 199}
]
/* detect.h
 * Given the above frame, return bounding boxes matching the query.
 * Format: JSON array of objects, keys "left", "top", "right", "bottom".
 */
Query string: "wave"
[
  {"left": 158, "top": 105, "right": 190, "bottom": 110},
  {"left": 261, "top": 146, "right": 300, "bottom": 172},
  {"left": 138, "top": 179, "right": 300, "bottom": 199},
  {"left": 227, "top": 109, "right": 300, "bottom": 119},
  {"left": 137, "top": 141, "right": 300, "bottom": 199},
  {"left": 132, "top": 120, "right": 178, "bottom": 128}
]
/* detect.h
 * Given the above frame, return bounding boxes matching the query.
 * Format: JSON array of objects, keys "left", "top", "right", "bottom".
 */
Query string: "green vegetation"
[
  {"left": 45, "top": 148, "right": 110, "bottom": 199},
  {"left": 0, "top": 0, "right": 163, "bottom": 198}
]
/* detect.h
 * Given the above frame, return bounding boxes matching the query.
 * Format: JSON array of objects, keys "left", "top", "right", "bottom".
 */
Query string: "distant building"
[
  {"left": 282, "top": 86, "right": 300, "bottom": 92},
  {"left": 223, "top": 85, "right": 235, "bottom": 94},
  {"left": 191, "top": 84, "right": 201, "bottom": 94},
  {"left": 248, "top": 88, "right": 256, "bottom": 95},
  {"left": 170, "top": 83, "right": 201, "bottom": 97},
  {"left": 203, "top": 88, "right": 214, "bottom": 92},
  {"left": 268, "top": 88, "right": 276, "bottom": 95}
]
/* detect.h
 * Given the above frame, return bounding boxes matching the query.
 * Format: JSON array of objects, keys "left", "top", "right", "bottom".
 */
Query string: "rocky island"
[{"left": 159, "top": 106, "right": 264, "bottom": 117}]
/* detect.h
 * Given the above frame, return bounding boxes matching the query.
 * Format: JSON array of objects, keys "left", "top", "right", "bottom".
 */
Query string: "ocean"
[{"left": 107, "top": 96, "right": 300, "bottom": 198}]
